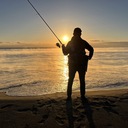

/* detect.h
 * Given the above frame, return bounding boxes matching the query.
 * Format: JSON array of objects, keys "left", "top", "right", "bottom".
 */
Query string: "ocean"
[{"left": 0, "top": 47, "right": 128, "bottom": 96}]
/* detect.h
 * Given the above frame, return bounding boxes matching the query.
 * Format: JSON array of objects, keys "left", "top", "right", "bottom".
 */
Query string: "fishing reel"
[{"left": 56, "top": 43, "right": 61, "bottom": 48}]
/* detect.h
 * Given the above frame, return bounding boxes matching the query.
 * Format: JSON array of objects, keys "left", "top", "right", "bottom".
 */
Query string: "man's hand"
[{"left": 88, "top": 56, "right": 91, "bottom": 60}]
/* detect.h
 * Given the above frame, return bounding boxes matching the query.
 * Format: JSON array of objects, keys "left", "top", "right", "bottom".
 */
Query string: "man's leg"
[
  {"left": 78, "top": 67, "right": 86, "bottom": 97},
  {"left": 67, "top": 65, "right": 76, "bottom": 99}
]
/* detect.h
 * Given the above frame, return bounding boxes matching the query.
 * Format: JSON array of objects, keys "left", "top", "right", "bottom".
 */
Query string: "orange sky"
[{"left": 0, "top": 0, "right": 128, "bottom": 48}]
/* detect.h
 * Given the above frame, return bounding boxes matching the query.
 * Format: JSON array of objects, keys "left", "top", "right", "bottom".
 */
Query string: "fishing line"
[{"left": 27, "top": 0, "right": 62, "bottom": 47}]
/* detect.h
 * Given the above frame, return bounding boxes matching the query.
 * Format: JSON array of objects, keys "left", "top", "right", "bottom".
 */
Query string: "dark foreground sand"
[{"left": 0, "top": 89, "right": 128, "bottom": 128}]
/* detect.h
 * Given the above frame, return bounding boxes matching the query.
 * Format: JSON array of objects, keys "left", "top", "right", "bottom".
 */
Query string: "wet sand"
[{"left": 0, "top": 89, "right": 128, "bottom": 128}]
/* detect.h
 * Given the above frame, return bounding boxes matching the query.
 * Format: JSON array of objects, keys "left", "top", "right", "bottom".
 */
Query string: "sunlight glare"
[
  {"left": 63, "top": 56, "right": 68, "bottom": 80},
  {"left": 62, "top": 35, "right": 69, "bottom": 42}
]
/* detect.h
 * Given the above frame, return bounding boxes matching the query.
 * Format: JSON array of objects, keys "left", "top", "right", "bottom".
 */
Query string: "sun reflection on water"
[{"left": 63, "top": 56, "right": 68, "bottom": 80}]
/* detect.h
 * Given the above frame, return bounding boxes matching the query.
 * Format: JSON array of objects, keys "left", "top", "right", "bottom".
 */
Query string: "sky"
[{"left": 0, "top": 0, "right": 128, "bottom": 48}]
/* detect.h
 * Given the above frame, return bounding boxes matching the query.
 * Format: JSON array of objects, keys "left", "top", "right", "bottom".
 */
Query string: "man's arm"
[
  {"left": 85, "top": 41, "right": 94, "bottom": 60},
  {"left": 88, "top": 45, "right": 94, "bottom": 60},
  {"left": 62, "top": 43, "right": 70, "bottom": 55}
]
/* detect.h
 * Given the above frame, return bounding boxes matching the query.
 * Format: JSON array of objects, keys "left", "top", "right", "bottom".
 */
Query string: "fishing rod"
[{"left": 27, "top": 0, "right": 62, "bottom": 48}]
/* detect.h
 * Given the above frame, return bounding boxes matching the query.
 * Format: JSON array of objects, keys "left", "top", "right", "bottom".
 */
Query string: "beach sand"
[{"left": 0, "top": 89, "right": 128, "bottom": 128}]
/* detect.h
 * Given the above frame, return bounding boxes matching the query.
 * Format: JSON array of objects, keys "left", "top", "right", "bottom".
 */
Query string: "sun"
[{"left": 62, "top": 35, "right": 69, "bottom": 42}]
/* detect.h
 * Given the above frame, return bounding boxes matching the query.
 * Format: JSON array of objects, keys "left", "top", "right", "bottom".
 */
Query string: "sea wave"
[
  {"left": 87, "top": 81, "right": 128, "bottom": 90},
  {"left": 0, "top": 80, "right": 127, "bottom": 96}
]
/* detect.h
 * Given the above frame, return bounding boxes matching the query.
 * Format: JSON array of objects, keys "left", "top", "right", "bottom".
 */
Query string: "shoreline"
[
  {"left": 0, "top": 88, "right": 128, "bottom": 128},
  {"left": 0, "top": 88, "right": 127, "bottom": 100}
]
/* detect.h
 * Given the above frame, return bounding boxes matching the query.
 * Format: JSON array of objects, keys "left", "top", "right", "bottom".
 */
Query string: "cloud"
[
  {"left": 93, "top": 41, "right": 128, "bottom": 48},
  {"left": 90, "top": 40, "right": 105, "bottom": 43},
  {"left": 0, "top": 41, "right": 24, "bottom": 49},
  {"left": 0, "top": 41, "right": 22, "bottom": 44},
  {"left": 0, "top": 41, "right": 11, "bottom": 44},
  {"left": 16, "top": 42, "right": 21, "bottom": 44}
]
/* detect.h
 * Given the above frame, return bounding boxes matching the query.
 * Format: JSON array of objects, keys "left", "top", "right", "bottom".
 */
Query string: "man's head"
[{"left": 73, "top": 27, "right": 82, "bottom": 36}]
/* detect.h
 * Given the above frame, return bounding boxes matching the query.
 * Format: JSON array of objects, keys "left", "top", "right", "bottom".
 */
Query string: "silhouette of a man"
[{"left": 62, "top": 28, "right": 94, "bottom": 100}]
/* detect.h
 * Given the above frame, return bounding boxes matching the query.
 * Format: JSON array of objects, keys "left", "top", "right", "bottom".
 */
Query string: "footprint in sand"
[
  {"left": 38, "top": 114, "right": 49, "bottom": 124},
  {"left": 17, "top": 104, "right": 39, "bottom": 114},
  {"left": 55, "top": 115, "right": 66, "bottom": 125},
  {"left": 1, "top": 104, "right": 14, "bottom": 109}
]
